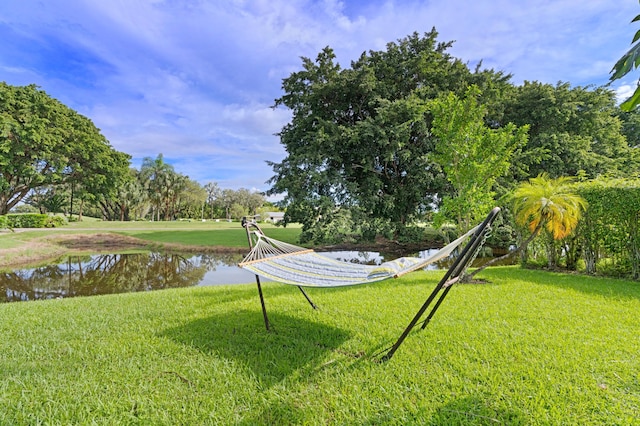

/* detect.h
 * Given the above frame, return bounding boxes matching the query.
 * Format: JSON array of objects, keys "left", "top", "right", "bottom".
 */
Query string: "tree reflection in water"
[
  {"left": 0, "top": 252, "right": 245, "bottom": 303},
  {"left": 1, "top": 249, "right": 515, "bottom": 303}
]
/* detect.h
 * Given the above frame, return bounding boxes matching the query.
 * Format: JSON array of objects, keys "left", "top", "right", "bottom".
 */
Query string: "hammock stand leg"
[
  {"left": 420, "top": 285, "right": 454, "bottom": 330},
  {"left": 380, "top": 269, "right": 457, "bottom": 362},
  {"left": 298, "top": 286, "right": 318, "bottom": 309},
  {"left": 241, "top": 216, "right": 318, "bottom": 328},
  {"left": 255, "top": 275, "right": 271, "bottom": 331},
  {"left": 381, "top": 207, "right": 500, "bottom": 362}
]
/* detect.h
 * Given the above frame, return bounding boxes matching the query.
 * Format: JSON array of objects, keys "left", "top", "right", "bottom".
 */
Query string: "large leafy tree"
[
  {"left": 218, "top": 189, "right": 237, "bottom": 220},
  {"left": 269, "top": 30, "right": 512, "bottom": 239},
  {"left": 95, "top": 168, "right": 145, "bottom": 221},
  {"left": 203, "top": 182, "right": 221, "bottom": 219},
  {"left": 0, "top": 83, "right": 130, "bottom": 214},
  {"left": 175, "top": 178, "right": 207, "bottom": 220},
  {"left": 234, "top": 188, "right": 265, "bottom": 216},
  {"left": 65, "top": 113, "right": 131, "bottom": 218},
  {"left": 616, "top": 108, "right": 640, "bottom": 148}
]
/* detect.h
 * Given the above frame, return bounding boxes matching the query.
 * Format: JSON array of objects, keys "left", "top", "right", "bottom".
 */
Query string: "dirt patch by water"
[{"left": 50, "top": 233, "right": 150, "bottom": 250}]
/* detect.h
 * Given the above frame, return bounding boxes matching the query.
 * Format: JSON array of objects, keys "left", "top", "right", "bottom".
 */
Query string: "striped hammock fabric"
[{"left": 238, "top": 226, "right": 479, "bottom": 287}]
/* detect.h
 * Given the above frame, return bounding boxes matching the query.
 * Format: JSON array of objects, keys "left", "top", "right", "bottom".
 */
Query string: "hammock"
[
  {"left": 239, "top": 207, "right": 501, "bottom": 361},
  {"left": 238, "top": 226, "right": 479, "bottom": 287}
]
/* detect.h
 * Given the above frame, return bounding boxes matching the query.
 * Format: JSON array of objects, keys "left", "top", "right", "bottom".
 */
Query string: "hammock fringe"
[{"left": 238, "top": 225, "right": 480, "bottom": 287}]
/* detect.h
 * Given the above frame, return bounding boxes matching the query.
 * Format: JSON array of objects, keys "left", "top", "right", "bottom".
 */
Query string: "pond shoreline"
[
  {"left": 0, "top": 231, "right": 430, "bottom": 270},
  {"left": 0, "top": 232, "right": 249, "bottom": 270}
]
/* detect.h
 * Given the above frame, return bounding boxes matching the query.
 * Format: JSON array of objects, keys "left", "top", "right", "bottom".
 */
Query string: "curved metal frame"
[{"left": 241, "top": 207, "right": 501, "bottom": 360}]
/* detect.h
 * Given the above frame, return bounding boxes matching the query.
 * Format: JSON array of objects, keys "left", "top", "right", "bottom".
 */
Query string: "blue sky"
[{"left": 1, "top": 0, "right": 638, "bottom": 198}]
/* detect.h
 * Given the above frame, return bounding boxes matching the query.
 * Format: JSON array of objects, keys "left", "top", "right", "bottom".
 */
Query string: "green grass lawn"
[
  {"left": 0, "top": 266, "right": 638, "bottom": 424},
  {"left": 123, "top": 225, "right": 303, "bottom": 248}
]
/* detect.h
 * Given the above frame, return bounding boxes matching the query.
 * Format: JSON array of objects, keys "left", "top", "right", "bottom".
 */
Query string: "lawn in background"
[{"left": 0, "top": 219, "right": 303, "bottom": 266}]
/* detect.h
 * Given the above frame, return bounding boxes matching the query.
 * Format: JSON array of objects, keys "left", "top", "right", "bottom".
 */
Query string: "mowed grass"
[
  {"left": 0, "top": 266, "right": 638, "bottom": 424},
  {"left": 123, "top": 226, "right": 303, "bottom": 248}
]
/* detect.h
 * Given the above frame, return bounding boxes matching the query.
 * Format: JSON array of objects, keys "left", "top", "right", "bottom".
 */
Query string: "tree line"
[
  {"left": 0, "top": 83, "right": 271, "bottom": 222},
  {"left": 2, "top": 27, "right": 639, "bottom": 248},
  {"left": 91, "top": 154, "right": 269, "bottom": 222},
  {"left": 23, "top": 153, "right": 269, "bottom": 221},
  {"left": 269, "top": 30, "right": 639, "bottom": 244},
  {"left": 0, "top": 82, "right": 130, "bottom": 216}
]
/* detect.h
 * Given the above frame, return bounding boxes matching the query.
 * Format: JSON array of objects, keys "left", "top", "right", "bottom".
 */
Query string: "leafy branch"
[{"left": 610, "top": 6, "right": 640, "bottom": 111}]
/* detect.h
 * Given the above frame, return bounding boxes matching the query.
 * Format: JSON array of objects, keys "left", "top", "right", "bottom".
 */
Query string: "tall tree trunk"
[
  {"left": 545, "top": 236, "right": 557, "bottom": 269},
  {"left": 69, "top": 183, "right": 74, "bottom": 220},
  {"left": 564, "top": 237, "right": 580, "bottom": 271},
  {"left": 78, "top": 199, "right": 84, "bottom": 221}
]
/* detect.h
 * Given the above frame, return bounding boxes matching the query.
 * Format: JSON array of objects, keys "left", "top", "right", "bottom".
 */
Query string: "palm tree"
[
  {"left": 465, "top": 173, "right": 587, "bottom": 280},
  {"left": 140, "top": 154, "right": 174, "bottom": 221},
  {"left": 513, "top": 174, "right": 587, "bottom": 240}
]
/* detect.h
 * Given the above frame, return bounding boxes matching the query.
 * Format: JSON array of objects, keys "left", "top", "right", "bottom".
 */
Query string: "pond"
[{"left": 0, "top": 249, "right": 514, "bottom": 303}]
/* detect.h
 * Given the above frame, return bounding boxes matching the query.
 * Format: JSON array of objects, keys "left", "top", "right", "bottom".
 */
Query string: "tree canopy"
[
  {"left": 269, "top": 30, "right": 512, "bottom": 239},
  {"left": 269, "top": 29, "right": 637, "bottom": 243},
  {"left": 0, "top": 83, "right": 130, "bottom": 214},
  {"left": 500, "top": 82, "right": 634, "bottom": 181}
]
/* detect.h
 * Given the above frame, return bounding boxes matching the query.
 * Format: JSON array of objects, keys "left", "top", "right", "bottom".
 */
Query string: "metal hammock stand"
[{"left": 239, "top": 207, "right": 501, "bottom": 361}]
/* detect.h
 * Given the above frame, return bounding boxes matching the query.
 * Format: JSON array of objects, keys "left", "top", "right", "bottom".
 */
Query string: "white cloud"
[
  {"left": 615, "top": 83, "right": 636, "bottom": 105},
  {"left": 1, "top": 0, "right": 638, "bottom": 193}
]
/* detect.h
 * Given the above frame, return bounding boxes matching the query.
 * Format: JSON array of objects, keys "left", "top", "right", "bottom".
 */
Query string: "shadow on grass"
[
  {"left": 481, "top": 266, "right": 640, "bottom": 300},
  {"left": 160, "top": 309, "right": 350, "bottom": 387}
]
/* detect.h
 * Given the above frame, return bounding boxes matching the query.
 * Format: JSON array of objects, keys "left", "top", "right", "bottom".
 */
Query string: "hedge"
[
  {"left": 576, "top": 178, "right": 640, "bottom": 279},
  {"left": 1, "top": 214, "right": 66, "bottom": 229}
]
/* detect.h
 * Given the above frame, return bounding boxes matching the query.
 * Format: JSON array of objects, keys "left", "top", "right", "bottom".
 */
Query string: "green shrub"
[
  {"left": 576, "top": 178, "right": 640, "bottom": 279},
  {"left": 437, "top": 224, "right": 458, "bottom": 244},
  {"left": 596, "top": 257, "right": 633, "bottom": 279},
  {"left": 486, "top": 223, "right": 515, "bottom": 250},
  {"left": 5, "top": 214, "right": 66, "bottom": 228},
  {"left": 45, "top": 215, "right": 66, "bottom": 228},
  {"left": 9, "top": 204, "right": 38, "bottom": 214}
]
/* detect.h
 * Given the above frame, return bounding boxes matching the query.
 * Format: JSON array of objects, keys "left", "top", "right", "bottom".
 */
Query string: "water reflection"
[
  {"left": 317, "top": 248, "right": 489, "bottom": 269},
  {"left": 318, "top": 250, "right": 385, "bottom": 265},
  {"left": 1, "top": 249, "right": 514, "bottom": 303},
  {"left": 0, "top": 252, "right": 254, "bottom": 303}
]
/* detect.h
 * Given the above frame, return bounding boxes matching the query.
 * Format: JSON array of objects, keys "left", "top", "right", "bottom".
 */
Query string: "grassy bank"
[
  {"left": 0, "top": 220, "right": 303, "bottom": 268},
  {"left": 0, "top": 267, "right": 638, "bottom": 424}
]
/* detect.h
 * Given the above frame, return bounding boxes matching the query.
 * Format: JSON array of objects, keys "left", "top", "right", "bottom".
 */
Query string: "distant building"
[{"left": 265, "top": 212, "right": 284, "bottom": 223}]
